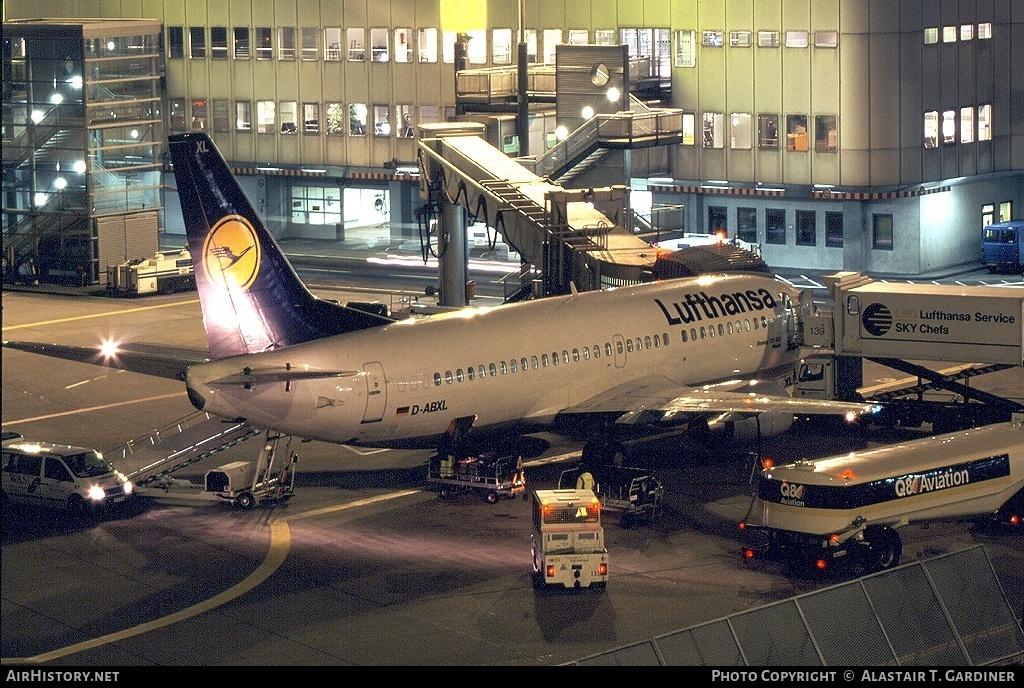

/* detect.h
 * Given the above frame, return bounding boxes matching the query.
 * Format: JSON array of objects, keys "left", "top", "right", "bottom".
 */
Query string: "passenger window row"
[
  {"left": 678, "top": 315, "right": 768, "bottom": 342},
  {"left": 432, "top": 332, "right": 671, "bottom": 386}
]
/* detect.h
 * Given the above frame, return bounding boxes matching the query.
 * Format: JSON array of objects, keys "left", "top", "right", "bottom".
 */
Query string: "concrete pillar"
[{"left": 438, "top": 195, "right": 468, "bottom": 307}]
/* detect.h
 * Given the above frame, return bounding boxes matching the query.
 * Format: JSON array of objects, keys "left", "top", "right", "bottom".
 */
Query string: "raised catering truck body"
[
  {"left": 741, "top": 414, "right": 1024, "bottom": 572},
  {"left": 837, "top": 279, "right": 1024, "bottom": 367}
]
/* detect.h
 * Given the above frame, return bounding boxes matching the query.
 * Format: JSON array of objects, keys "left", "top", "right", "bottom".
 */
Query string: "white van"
[{"left": 1, "top": 436, "right": 134, "bottom": 515}]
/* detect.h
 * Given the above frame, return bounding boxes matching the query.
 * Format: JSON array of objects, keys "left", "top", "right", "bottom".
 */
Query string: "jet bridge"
[{"left": 417, "top": 122, "right": 659, "bottom": 296}]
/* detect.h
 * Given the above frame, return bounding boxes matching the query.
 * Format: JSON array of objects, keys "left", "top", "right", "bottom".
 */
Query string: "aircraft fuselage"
[{"left": 185, "top": 273, "right": 803, "bottom": 447}]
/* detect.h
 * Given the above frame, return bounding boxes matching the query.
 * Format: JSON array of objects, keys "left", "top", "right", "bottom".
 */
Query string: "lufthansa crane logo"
[
  {"left": 861, "top": 302, "right": 893, "bottom": 337},
  {"left": 203, "top": 215, "right": 261, "bottom": 291}
]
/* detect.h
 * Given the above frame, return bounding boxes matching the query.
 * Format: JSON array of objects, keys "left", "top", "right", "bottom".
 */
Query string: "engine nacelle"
[{"left": 708, "top": 411, "right": 794, "bottom": 444}]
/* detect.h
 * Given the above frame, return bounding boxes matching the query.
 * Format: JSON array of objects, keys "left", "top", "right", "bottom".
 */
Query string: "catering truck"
[
  {"left": 531, "top": 488, "right": 609, "bottom": 590},
  {"left": 740, "top": 414, "right": 1024, "bottom": 574}
]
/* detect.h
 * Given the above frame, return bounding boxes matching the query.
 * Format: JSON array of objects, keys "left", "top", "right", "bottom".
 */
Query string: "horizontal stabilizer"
[{"left": 208, "top": 366, "right": 361, "bottom": 386}]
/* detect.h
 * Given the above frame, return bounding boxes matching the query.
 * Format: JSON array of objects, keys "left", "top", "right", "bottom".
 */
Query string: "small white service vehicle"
[{"left": 1, "top": 434, "right": 135, "bottom": 514}]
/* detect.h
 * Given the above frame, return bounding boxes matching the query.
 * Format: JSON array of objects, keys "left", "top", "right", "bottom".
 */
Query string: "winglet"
[{"left": 167, "top": 133, "right": 391, "bottom": 360}]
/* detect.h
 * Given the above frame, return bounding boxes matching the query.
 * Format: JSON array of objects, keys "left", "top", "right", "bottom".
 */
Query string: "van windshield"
[{"left": 62, "top": 451, "right": 112, "bottom": 478}]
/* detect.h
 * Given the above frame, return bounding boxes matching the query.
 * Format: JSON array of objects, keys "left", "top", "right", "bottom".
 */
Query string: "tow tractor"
[{"left": 426, "top": 451, "right": 526, "bottom": 503}]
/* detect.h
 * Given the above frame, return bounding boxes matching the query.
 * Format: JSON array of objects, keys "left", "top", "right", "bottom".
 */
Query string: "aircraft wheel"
[
  {"left": 236, "top": 492, "right": 256, "bottom": 509},
  {"left": 864, "top": 527, "right": 901, "bottom": 571}
]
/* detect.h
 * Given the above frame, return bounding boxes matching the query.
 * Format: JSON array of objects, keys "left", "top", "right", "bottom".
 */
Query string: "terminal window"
[
  {"left": 255, "top": 28, "right": 272, "bottom": 60},
  {"left": 279, "top": 28, "right": 295, "bottom": 60},
  {"left": 212, "top": 100, "right": 229, "bottom": 132},
  {"left": 679, "top": 113, "right": 695, "bottom": 145},
  {"left": 418, "top": 28, "right": 438, "bottom": 62},
  {"left": 960, "top": 107, "right": 974, "bottom": 143},
  {"left": 349, "top": 103, "right": 367, "bottom": 136},
  {"left": 796, "top": 210, "right": 816, "bottom": 246},
  {"left": 675, "top": 30, "right": 696, "bottom": 67},
  {"left": 766, "top": 208, "right": 786, "bottom": 244},
  {"left": 347, "top": 28, "right": 364, "bottom": 61},
  {"left": 189, "top": 27, "right": 205, "bottom": 58},
  {"left": 190, "top": 99, "right": 207, "bottom": 130},
  {"left": 168, "top": 26, "right": 184, "bottom": 58},
  {"left": 304, "top": 103, "right": 320, "bottom": 134},
  {"left": 233, "top": 27, "right": 250, "bottom": 59},
  {"left": 371, "top": 28, "right": 389, "bottom": 62},
  {"left": 924, "top": 111, "right": 939, "bottom": 148},
  {"left": 758, "top": 114, "right": 779, "bottom": 149},
  {"left": 872, "top": 214, "right": 894, "bottom": 250},
  {"left": 257, "top": 100, "right": 275, "bottom": 134},
  {"left": 826, "top": 212, "right": 843, "bottom": 247},
  {"left": 324, "top": 28, "right": 341, "bottom": 60},
  {"left": 235, "top": 101, "right": 251, "bottom": 131},
  {"left": 325, "top": 103, "right": 344, "bottom": 135},
  {"left": 815, "top": 115, "right": 837, "bottom": 152},
  {"left": 703, "top": 112, "right": 724, "bottom": 148},
  {"left": 280, "top": 101, "right": 298, "bottom": 134},
  {"left": 301, "top": 28, "right": 318, "bottom": 61},
  {"left": 737, "top": 207, "right": 757, "bottom": 243},
  {"left": 394, "top": 28, "right": 413, "bottom": 62},
  {"left": 169, "top": 99, "right": 186, "bottom": 130},
  {"left": 569, "top": 30, "right": 589, "bottom": 45},
  {"left": 785, "top": 30, "right": 808, "bottom": 48},
  {"left": 211, "top": 27, "right": 228, "bottom": 59},
  {"left": 730, "top": 113, "right": 752, "bottom": 149},
  {"left": 786, "top": 115, "right": 808, "bottom": 151},
  {"left": 492, "top": 28, "right": 512, "bottom": 64},
  {"left": 730, "top": 31, "right": 751, "bottom": 47}
]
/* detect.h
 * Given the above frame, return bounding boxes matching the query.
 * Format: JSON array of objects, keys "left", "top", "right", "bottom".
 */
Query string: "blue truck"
[{"left": 981, "top": 219, "right": 1024, "bottom": 273}]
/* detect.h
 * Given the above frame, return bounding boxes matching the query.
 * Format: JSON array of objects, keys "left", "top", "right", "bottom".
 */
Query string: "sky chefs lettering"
[{"left": 654, "top": 288, "right": 777, "bottom": 326}]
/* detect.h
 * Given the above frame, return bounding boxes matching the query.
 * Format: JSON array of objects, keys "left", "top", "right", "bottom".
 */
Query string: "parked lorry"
[
  {"left": 981, "top": 219, "right": 1024, "bottom": 274},
  {"left": 740, "top": 414, "right": 1024, "bottom": 574},
  {"left": 531, "top": 488, "right": 609, "bottom": 590},
  {"left": 107, "top": 248, "right": 194, "bottom": 296},
  {"left": 558, "top": 464, "right": 664, "bottom": 526}
]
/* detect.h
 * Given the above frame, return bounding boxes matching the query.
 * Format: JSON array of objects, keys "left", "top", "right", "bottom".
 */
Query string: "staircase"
[{"left": 105, "top": 411, "right": 262, "bottom": 486}]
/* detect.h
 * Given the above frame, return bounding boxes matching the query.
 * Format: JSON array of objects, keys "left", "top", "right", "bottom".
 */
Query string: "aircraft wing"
[
  {"left": 559, "top": 374, "right": 880, "bottom": 426},
  {"left": 2, "top": 340, "right": 210, "bottom": 382}
]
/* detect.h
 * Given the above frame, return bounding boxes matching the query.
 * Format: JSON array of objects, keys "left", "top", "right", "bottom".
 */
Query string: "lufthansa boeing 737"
[{"left": 4, "top": 133, "right": 878, "bottom": 463}]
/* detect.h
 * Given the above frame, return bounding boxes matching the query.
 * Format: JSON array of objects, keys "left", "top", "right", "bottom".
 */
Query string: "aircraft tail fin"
[{"left": 167, "top": 133, "right": 391, "bottom": 360}]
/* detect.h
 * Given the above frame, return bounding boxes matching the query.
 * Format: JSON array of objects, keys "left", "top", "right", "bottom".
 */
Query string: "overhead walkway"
[{"left": 418, "top": 121, "right": 662, "bottom": 294}]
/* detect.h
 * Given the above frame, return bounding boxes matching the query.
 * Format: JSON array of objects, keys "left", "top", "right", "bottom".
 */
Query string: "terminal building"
[{"left": 2, "top": 0, "right": 1022, "bottom": 287}]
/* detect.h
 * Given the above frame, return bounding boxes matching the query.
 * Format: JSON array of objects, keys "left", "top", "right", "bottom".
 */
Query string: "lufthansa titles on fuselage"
[{"left": 654, "top": 287, "right": 777, "bottom": 327}]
